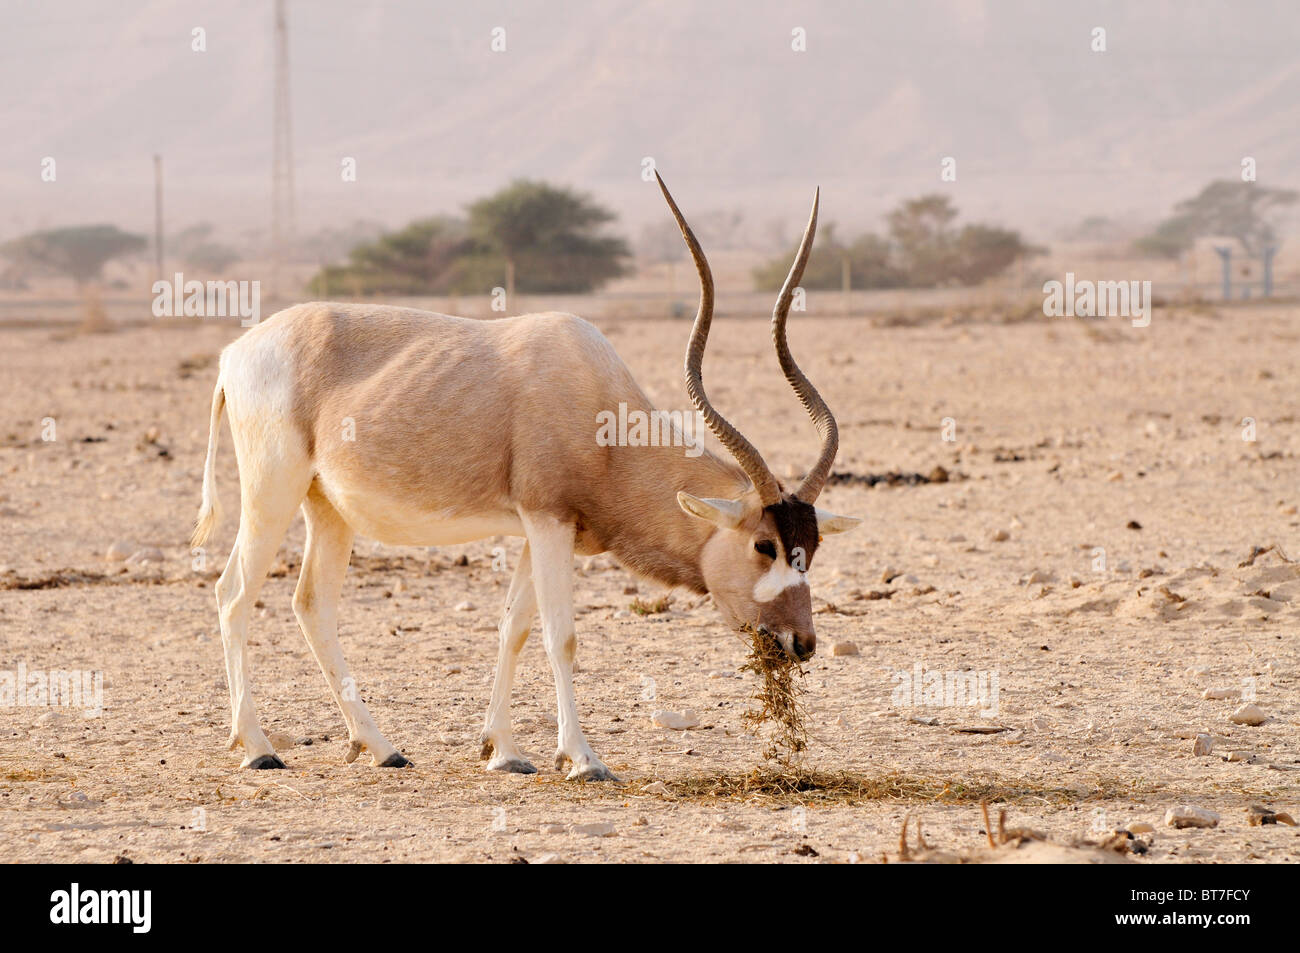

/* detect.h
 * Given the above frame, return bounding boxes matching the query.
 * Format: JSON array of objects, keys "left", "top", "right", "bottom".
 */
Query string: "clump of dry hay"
[
  {"left": 627, "top": 770, "right": 1150, "bottom": 807},
  {"left": 629, "top": 594, "right": 672, "bottom": 615},
  {"left": 737, "top": 623, "right": 807, "bottom": 764}
]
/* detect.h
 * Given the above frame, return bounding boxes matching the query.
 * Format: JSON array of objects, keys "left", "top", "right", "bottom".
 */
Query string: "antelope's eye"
[{"left": 754, "top": 540, "right": 777, "bottom": 560}]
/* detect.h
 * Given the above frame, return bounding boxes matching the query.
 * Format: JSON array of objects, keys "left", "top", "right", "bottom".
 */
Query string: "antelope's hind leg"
[
  {"left": 216, "top": 471, "right": 311, "bottom": 769},
  {"left": 295, "top": 486, "right": 408, "bottom": 767},
  {"left": 479, "top": 542, "right": 538, "bottom": 774}
]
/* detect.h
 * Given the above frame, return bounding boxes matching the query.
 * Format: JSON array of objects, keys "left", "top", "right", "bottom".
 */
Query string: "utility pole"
[
  {"left": 153, "top": 154, "right": 164, "bottom": 283},
  {"left": 270, "top": 0, "right": 295, "bottom": 300}
]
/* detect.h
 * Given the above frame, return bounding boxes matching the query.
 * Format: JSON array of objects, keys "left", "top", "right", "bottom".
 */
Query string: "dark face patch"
[{"left": 763, "top": 496, "right": 820, "bottom": 570}]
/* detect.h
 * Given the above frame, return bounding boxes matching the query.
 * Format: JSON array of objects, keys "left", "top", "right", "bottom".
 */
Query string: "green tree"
[
  {"left": 307, "top": 217, "right": 472, "bottom": 296},
  {"left": 887, "top": 195, "right": 1037, "bottom": 286},
  {"left": 753, "top": 224, "right": 902, "bottom": 291},
  {"left": 1135, "top": 180, "right": 1298, "bottom": 258},
  {"left": 952, "top": 224, "right": 1042, "bottom": 285},
  {"left": 887, "top": 194, "right": 960, "bottom": 286},
  {"left": 1, "top": 224, "right": 146, "bottom": 329},
  {"left": 1, "top": 224, "right": 145, "bottom": 287},
  {"left": 467, "top": 180, "right": 629, "bottom": 298}
]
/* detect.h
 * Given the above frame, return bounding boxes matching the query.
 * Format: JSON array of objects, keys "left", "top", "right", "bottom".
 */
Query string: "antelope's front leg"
[{"left": 519, "top": 511, "right": 618, "bottom": 782}]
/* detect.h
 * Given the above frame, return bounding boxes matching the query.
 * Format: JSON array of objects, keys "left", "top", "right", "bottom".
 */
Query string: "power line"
[{"left": 271, "top": 0, "right": 295, "bottom": 299}]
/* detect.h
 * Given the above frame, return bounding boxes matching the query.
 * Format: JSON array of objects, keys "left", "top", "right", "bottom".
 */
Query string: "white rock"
[
  {"left": 540, "top": 823, "right": 566, "bottom": 834},
  {"left": 1201, "top": 687, "right": 1240, "bottom": 700},
  {"left": 571, "top": 822, "right": 615, "bottom": 837},
  {"left": 831, "top": 641, "right": 860, "bottom": 657},
  {"left": 651, "top": 709, "right": 700, "bottom": 730},
  {"left": 1164, "top": 805, "right": 1219, "bottom": 829},
  {"left": 1126, "top": 821, "right": 1155, "bottom": 834},
  {"left": 1229, "top": 704, "right": 1267, "bottom": 726},
  {"left": 127, "top": 547, "right": 164, "bottom": 564},
  {"left": 640, "top": 781, "right": 671, "bottom": 796},
  {"left": 532, "top": 853, "right": 565, "bottom": 864},
  {"left": 105, "top": 540, "right": 135, "bottom": 562},
  {"left": 1192, "top": 733, "right": 1213, "bottom": 756},
  {"left": 454, "top": 601, "right": 475, "bottom": 612},
  {"left": 267, "top": 731, "right": 297, "bottom": 751}
]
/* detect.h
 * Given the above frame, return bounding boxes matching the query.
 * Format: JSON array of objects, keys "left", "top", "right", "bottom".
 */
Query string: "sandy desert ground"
[{"left": 1, "top": 300, "right": 1297, "bottom": 863}]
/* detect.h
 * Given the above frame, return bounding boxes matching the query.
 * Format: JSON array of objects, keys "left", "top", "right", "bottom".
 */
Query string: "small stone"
[
  {"left": 1126, "top": 822, "right": 1155, "bottom": 834},
  {"left": 927, "top": 465, "right": 949, "bottom": 483},
  {"left": 1201, "top": 687, "right": 1240, "bottom": 700},
  {"left": 831, "top": 641, "right": 860, "bottom": 657},
  {"left": 1247, "top": 805, "right": 1297, "bottom": 826},
  {"left": 540, "top": 823, "right": 566, "bottom": 834},
  {"left": 1192, "top": 733, "right": 1213, "bottom": 756},
  {"left": 640, "top": 781, "right": 671, "bottom": 796},
  {"left": 571, "top": 822, "right": 615, "bottom": 837},
  {"left": 651, "top": 710, "right": 700, "bottom": 730},
  {"left": 454, "top": 601, "right": 475, "bottom": 612},
  {"left": 532, "top": 853, "right": 565, "bottom": 864},
  {"left": 127, "top": 547, "right": 164, "bottom": 565},
  {"left": 1229, "top": 703, "right": 1267, "bottom": 726},
  {"left": 267, "top": 731, "right": 296, "bottom": 751},
  {"left": 879, "top": 567, "right": 900, "bottom": 583},
  {"left": 990, "top": 529, "right": 1010, "bottom": 542},
  {"left": 1106, "top": 470, "right": 1123, "bottom": 482},
  {"left": 1164, "top": 805, "right": 1219, "bottom": 829},
  {"left": 106, "top": 540, "right": 135, "bottom": 562}
]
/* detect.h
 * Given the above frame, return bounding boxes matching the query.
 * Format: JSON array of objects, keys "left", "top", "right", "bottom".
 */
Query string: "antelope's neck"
[{"left": 582, "top": 442, "right": 747, "bottom": 594}]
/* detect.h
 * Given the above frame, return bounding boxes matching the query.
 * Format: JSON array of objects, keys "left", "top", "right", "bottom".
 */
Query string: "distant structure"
[
  {"left": 270, "top": 0, "right": 296, "bottom": 299},
  {"left": 1212, "top": 242, "right": 1278, "bottom": 300},
  {"left": 153, "top": 154, "right": 164, "bottom": 283}
]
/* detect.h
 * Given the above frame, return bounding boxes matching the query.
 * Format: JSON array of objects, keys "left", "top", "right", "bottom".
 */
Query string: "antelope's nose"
[{"left": 792, "top": 631, "right": 816, "bottom": 661}]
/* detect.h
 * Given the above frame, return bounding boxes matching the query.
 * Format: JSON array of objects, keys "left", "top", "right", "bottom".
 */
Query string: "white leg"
[
  {"left": 216, "top": 477, "right": 308, "bottom": 768},
  {"left": 295, "top": 489, "right": 407, "bottom": 767},
  {"left": 478, "top": 542, "right": 538, "bottom": 773},
  {"left": 519, "top": 511, "right": 617, "bottom": 781}
]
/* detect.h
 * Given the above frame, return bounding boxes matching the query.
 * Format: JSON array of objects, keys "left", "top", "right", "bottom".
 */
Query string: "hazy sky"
[{"left": 2, "top": 0, "right": 1297, "bottom": 248}]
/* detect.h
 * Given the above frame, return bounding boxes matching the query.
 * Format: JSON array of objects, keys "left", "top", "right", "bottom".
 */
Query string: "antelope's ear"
[
  {"left": 815, "top": 507, "right": 861, "bottom": 535},
  {"left": 677, "top": 492, "right": 747, "bottom": 530}
]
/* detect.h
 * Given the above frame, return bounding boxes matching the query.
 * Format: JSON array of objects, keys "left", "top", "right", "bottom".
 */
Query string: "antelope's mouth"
[{"left": 773, "top": 629, "right": 801, "bottom": 662}]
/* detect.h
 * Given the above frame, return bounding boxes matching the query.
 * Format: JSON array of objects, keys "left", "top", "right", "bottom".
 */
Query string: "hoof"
[
  {"left": 378, "top": 752, "right": 412, "bottom": 768},
  {"left": 564, "top": 757, "right": 619, "bottom": 782},
  {"left": 245, "top": 753, "right": 286, "bottom": 770},
  {"left": 487, "top": 754, "right": 537, "bottom": 775}
]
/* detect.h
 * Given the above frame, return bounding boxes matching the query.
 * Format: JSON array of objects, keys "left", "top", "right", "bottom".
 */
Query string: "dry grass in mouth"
[{"left": 737, "top": 623, "right": 808, "bottom": 765}]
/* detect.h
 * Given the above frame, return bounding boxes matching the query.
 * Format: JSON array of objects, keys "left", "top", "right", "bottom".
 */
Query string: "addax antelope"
[{"left": 192, "top": 173, "right": 859, "bottom": 779}]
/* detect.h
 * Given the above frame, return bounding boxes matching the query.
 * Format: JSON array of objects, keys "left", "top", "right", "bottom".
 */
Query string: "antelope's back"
[{"left": 223, "top": 301, "right": 649, "bottom": 521}]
